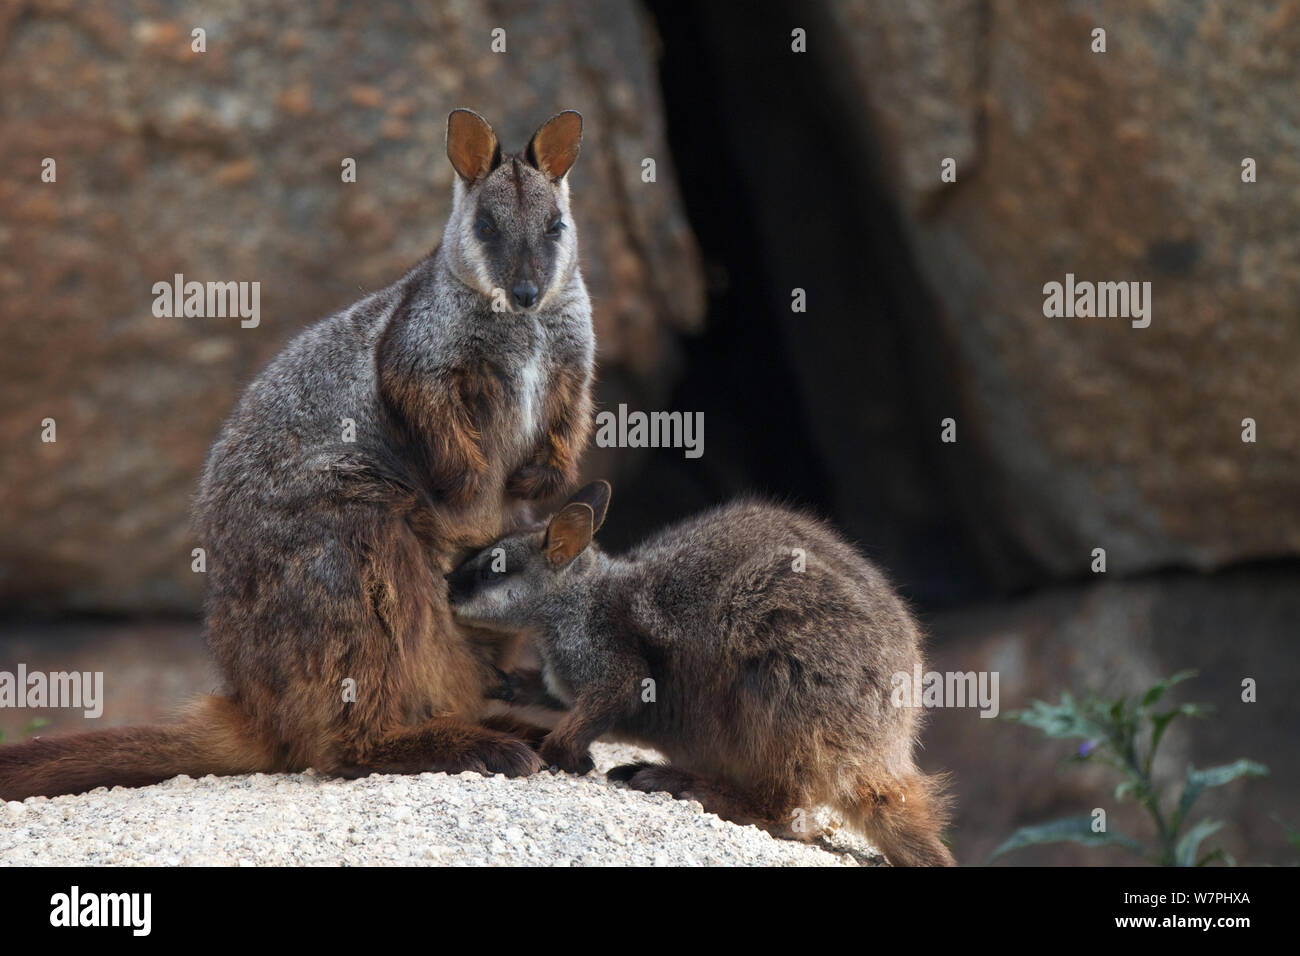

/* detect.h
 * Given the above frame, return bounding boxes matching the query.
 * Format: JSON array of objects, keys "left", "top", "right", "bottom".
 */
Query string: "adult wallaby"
[
  {"left": 447, "top": 482, "right": 956, "bottom": 866},
  {"left": 0, "top": 109, "right": 594, "bottom": 800}
]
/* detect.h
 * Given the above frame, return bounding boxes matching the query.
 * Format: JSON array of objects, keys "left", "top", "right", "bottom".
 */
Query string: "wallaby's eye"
[
  {"left": 475, "top": 217, "right": 496, "bottom": 240},
  {"left": 544, "top": 217, "right": 565, "bottom": 240}
]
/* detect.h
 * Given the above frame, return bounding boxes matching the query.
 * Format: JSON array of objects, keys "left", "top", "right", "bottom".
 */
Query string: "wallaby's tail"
[
  {"left": 0, "top": 695, "right": 279, "bottom": 801},
  {"left": 844, "top": 769, "right": 957, "bottom": 867}
]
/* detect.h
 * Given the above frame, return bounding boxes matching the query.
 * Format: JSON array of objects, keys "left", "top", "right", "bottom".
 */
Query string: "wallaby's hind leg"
[
  {"left": 607, "top": 762, "right": 798, "bottom": 834},
  {"left": 315, "top": 517, "right": 544, "bottom": 781},
  {"left": 479, "top": 713, "right": 551, "bottom": 750},
  {"left": 333, "top": 716, "right": 542, "bottom": 779}
]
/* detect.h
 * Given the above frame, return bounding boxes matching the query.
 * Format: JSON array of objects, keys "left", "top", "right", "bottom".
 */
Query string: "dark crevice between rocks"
[{"left": 622, "top": 0, "right": 1011, "bottom": 609}]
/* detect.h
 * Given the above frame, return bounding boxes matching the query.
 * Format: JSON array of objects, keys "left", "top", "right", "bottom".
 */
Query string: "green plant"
[
  {"left": 991, "top": 671, "right": 1268, "bottom": 866},
  {"left": 0, "top": 717, "right": 50, "bottom": 745}
]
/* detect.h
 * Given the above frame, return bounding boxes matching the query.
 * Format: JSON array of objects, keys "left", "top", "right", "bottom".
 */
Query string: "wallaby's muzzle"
[{"left": 512, "top": 279, "right": 539, "bottom": 309}]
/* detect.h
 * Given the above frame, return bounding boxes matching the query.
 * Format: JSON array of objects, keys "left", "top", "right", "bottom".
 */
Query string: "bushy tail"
[
  {"left": 844, "top": 770, "right": 957, "bottom": 867},
  {"left": 0, "top": 695, "right": 278, "bottom": 801}
]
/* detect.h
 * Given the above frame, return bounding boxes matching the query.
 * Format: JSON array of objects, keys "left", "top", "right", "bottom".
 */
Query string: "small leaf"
[
  {"left": 1006, "top": 697, "right": 1110, "bottom": 742},
  {"left": 989, "top": 818, "right": 1146, "bottom": 861},
  {"left": 1177, "top": 760, "right": 1269, "bottom": 827},
  {"left": 1140, "top": 670, "right": 1198, "bottom": 711},
  {"left": 1147, "top": 711, "right": 1177, "bottom": 770},
  {"left": 1145, "top": 705, "right": 1207, "bottom": 774},
  {"left": 1175, "top": 818, "right": 1224, "bottom": 867},
  {"left": 1115, "top": 780, "right": 1136, "bottom": 801}
]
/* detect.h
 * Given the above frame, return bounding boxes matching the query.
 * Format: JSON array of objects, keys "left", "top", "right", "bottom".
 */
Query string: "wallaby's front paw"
[
  {"left": 497, "top": 668, "right": 569, "bottom": 711},
  {"left": 468, "top": 734, "right": 543, "bottom": 778},
  {"left": 539, "top": 735, "right": 595, "bottom": 775},
  {"left": 506, "top": 461, "right": 570, "bottom": 501}
]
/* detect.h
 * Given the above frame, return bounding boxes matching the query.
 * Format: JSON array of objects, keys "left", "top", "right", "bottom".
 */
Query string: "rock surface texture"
[
  {"left": 0, "top": 743, "right": 880, "bottom": 866},
  {"left": 829, "top": 0, "right": 1300, "bottom": 580}
]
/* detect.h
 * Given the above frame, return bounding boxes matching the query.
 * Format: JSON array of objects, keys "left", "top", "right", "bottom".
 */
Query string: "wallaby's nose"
[{"left": 512, "top": 280, "right": 539, "bottom": 309}]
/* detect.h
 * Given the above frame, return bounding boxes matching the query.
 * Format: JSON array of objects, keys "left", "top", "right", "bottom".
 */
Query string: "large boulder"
[
  {"left": 828, "top": 0, "right": 1300, "bottom": 582},
  {"left": 0, "top": 0, "right": 703, "bottom": 613}
]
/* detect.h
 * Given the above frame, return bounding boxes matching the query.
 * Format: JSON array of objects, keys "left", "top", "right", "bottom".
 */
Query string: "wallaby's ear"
[
  {"left": 545, "top": 502, "right": 595, "bottom": 568},
  {"left": 447, "top": 109, "right": 501, "bottom": 184},
  {"left": 526, "top": 110, "right": 582, "bottom": 181},
  {"left": 565, "top": 480, "right": 611, "bottom": 533}
]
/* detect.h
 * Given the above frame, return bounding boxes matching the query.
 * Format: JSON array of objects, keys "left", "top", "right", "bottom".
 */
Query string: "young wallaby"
[
  {"left": 0, "top": 109, "right": 594, "bottom": 800},
  {"left": 448, "top": 482, "right": 956, "bottom": 866}
]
